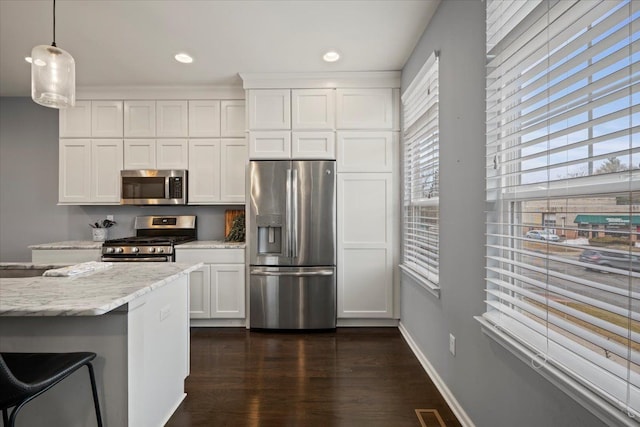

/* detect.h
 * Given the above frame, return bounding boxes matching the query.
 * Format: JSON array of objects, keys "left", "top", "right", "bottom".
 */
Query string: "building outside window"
[{"left": 481, "top": 1, "right": 640, "bottom": 425}]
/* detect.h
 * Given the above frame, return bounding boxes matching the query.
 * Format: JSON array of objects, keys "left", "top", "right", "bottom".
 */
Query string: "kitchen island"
[{"left": 0, "top": 262, "right": 202, "bottom": 427}]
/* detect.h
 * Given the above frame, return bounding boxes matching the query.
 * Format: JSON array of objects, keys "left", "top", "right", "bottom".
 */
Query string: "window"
[
  {"left": 481, "top": 1, "right": 640, "bottom": 424},
  {"left": 401, "top": 51, "right": 440, "bottom": 293}
]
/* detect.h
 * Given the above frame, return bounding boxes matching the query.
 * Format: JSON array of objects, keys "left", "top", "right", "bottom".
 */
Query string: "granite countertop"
[
  {"left": 29, "top": 240, "right": 245, "bottom": 249},
  {"left": 29, "top": 241, "right": 103, "bottom": 249},
  {"left": 178, "top": 240, "right": 246, "bottom": 249},
  {"left": 0, "top": 262, "right": 202, "bottom": 317}
]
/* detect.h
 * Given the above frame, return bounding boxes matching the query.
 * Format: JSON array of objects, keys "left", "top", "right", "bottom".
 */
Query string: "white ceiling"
[{"left": 0, "top": 0, "right": 439, "bottom": 97}]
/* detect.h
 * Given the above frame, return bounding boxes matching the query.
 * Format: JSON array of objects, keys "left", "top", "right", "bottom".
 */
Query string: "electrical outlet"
[
  {"left": 106, "top": 215, "right": 114, "bottom": 221},
  {"left": 449, "top": 333, "right": 456, "bottom": 356}
]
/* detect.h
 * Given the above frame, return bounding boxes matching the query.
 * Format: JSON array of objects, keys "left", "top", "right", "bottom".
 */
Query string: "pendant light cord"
[{"left": 51, "top": 0, "right": 57, "bottom": 47}]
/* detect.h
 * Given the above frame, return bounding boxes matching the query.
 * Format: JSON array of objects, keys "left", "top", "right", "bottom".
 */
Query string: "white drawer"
[{"left": 175, "top": 248, "right": 244, "bottom": 264}]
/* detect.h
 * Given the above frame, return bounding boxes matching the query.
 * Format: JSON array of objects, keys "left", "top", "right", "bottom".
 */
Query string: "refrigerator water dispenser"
[{"left": 256, "top": 214, "right": 283, "bottom": 254}]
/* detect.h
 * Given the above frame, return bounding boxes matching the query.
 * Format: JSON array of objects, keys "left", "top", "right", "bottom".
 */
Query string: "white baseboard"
[
  {"left": 398, "top": 322, "right": 475, "bottom": 427},
  {"left": 337, "top": 318, "right": 399, "bottom": 327},
  {"left": 190, "top": 318, "right": 246, "bottom": 327}
]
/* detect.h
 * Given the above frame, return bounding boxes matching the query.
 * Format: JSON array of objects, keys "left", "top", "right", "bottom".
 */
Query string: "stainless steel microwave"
[{"left": 120, "top": 170, "right": 187, "bottom": 205}]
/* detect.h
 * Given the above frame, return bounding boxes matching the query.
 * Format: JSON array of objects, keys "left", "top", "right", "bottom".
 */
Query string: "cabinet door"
[
  {"left": 157, "top": 139, "right": 188, "bottom": 169},
  {"left": 124, "top": 101, "right": 156, "bottom": 137},
  {"left": 248, "top": 89, "right": 291, "bottom": 130},
  {"left": 292, "top": 89, "right": 335, "bottom": 130},
  {"left": 59, "top": 139, "right": 91, "bottom": 203},
  {"left": 221, "top": 100, "right": 246, "bottom": 137},
  {"left": 336, "top": 89, "right": 393, "bottom": 130},
  {"left": 188, "top": 100, "right": 221, "bottom": 137},
  {"left": 59, "top": 100, "right": 91, "bottom": 137},
  {"left": 337, "top": 131, "right": 393, "bottom": 172},
  {"left": 91, "top": 101, "right": 123, "bottom": 137},
  {"left": 337, "top": 173, "right": 393, "bottom": 318},
  {"left": 210, "top": 264, "right": 245, "bottom": 318},
  {"left": 189, "top": 265, "right": 211, "bottom": 318},
  {"left": 91, "top": 139, "right": 123, "bottom": 203},
  {"left": 157, "top": 101, "right": 188, "bottom": 137},
  {"left": 248, "top": 131, "right": 291, "bottom": 159},
  {"left": 291, "top": 131, "right": 335, "bottom": 159},
  {"left": 188, "top": 139, "right": 221, "bottom": 203},
  {"left": 220, "top": 139, "right": 247, "bottom": 203},
  {"left": 123, "top": 139, "right": 156, "bottom": 169}
]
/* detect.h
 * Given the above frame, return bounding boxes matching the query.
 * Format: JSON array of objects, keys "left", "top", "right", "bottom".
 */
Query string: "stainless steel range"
[{"left": 101, "top": 215, "right": 196, "bottom": 262}]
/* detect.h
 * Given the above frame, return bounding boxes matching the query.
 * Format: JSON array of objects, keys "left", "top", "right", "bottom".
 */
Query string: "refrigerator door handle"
[
  {"left": 285, "top": 168, "right": 292, "bottom": 258},
  {"left": 291, "top": 168, "right": 298, "bottom": 258},
  {"left": 250, "top": 268, "right": 334, "bottom": 277}
]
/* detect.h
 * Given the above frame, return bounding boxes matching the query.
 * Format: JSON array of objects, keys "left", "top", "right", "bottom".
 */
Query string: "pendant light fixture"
[{"left": 31, "top": 0, "right": 75, "bottom": 109}]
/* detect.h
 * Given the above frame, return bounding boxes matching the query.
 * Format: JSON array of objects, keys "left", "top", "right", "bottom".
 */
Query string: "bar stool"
[{"left": 0, "top": 352, "right": 103, "bottom": 427}]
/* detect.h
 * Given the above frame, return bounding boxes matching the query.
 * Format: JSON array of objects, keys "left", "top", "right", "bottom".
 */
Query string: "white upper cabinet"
[
  {"left": 59, "top": 139, "right": 122, "bottom": 204},
  {"left": 188, "top": 139, "right": 222, "bottom": 203},
  {"left": 291, "top": 89, "right": 335, "bottom": 130},
  {"left": 157, "top": 139, "right": 189, "bottom": 169},
  {"left": 337, "top": 131, "right": 394, "bottom": 172},
  {"left": 157, "top": 101, "right": 188, "bottom": 137},
  {"left": 91, "top": 101, "right": 123, "bottom": 137},
  {"left": 248, "top": 89, "right": 291, "bottom": 130},
  {"left": 124, "top": 101, "right": 156, "bottom": 137},
  {"left": 249, "top": 131, "right": 291, "bottom": 159},
  {"left": 59, "top": 101, "right": 92, "bottom": 137},
  {"left": 59, "top": 100, "right": 123, "bottom": 137},
  {"left": 123, "top": 140, "right": 156, "bottom": 169},
  {"left": 188, "top": 138, "right": 246, "bottom": 204},
  {"left": 189, "top": 100, "right": 221, "bottom": 137},
  {"left": 291, "top": 131, "right": 335, "bottom": 159},
  {"left": 59, "top": 139, "right": 91, "bottom": 202},
  {"left": 221, "top": 100, "right": 246, "bottom": 137},
  {"left": 220, "top": 139, "right": 247, "bottom": 202},
  {"left": 336, "top": 89, "right": 393, "bottom": 130},
  {"left": 91, "top": 139, "right": 124, "bottom": 203}
]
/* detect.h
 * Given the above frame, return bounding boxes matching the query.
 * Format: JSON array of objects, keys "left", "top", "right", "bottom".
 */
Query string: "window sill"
[
  {"left": 475, "top": 315, "right": 638, "bottom": 427},
  {"left": 400, "top": 264, "right": 440, "bottom": 299}
]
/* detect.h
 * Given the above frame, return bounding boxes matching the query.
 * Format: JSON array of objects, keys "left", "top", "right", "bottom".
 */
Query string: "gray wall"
[
  {"left": 0, "top": 97, "right": 237, "bottom": 262},
  {"left": 399, "top": 1, "right": 604, "bottom": 426}
]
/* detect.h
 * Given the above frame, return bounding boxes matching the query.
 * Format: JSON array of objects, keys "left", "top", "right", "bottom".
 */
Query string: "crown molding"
[
  {"left": 77, "top": 85, "right": 245, "bottom": 100},
  {"left": 238, "top": 71, "right": 401, "bottom": 89}
]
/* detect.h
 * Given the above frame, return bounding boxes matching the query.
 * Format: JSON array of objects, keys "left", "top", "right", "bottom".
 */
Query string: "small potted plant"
[{"left": 90, "top": 219, "right": 116, "bottom": 242}]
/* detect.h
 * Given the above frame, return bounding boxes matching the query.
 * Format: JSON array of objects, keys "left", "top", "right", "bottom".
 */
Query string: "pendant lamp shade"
[
  {"left": 31, "top": 0, "right": 75, "bottom": 109},
  {"left": 31, "top": 44, "right": 75, "bottom": 108}
]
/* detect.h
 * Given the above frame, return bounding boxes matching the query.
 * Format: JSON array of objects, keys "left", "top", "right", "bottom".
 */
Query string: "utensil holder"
[{"left": 92, "top": 228, "right": 108, "bottom": 242}]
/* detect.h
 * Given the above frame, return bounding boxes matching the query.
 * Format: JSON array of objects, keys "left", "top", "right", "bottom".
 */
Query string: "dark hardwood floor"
[{"left": 165, "top": 328, "right": 461, "bottom": 427}]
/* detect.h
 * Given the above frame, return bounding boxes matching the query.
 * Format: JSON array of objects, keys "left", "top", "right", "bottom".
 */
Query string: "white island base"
[{"left": 0, "top": 266, "right": 194, "bottom": 427}]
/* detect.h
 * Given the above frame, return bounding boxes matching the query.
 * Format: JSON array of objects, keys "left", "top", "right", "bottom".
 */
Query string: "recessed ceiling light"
[
  {"left": 174, "top": 53, "right": 194, "bottom": 64},
  {"left": 25, "top": 57, "right": 32, "bottom": 63},
  {"left": 323, "top": 50, "right": 340, "bottom": 63}
]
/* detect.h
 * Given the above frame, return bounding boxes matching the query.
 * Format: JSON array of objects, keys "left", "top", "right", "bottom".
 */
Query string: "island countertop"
[{"left": 0, "top": 262, "right": 202, "bottom": 317}]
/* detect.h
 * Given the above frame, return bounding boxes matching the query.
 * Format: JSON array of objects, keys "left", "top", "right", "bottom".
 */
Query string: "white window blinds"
[
  {"left": 402, "top": 51, "right": 440, "bottom": 287},
  {"left": 482, "top": 0, "right": 640, "bottom": 423}
]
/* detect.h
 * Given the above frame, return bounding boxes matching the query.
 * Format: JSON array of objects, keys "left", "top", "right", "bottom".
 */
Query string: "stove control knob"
[
  {"left": 157, "top": 248, "right": 165, "bottom": 253},
  {"left": 149, "top": 247, "right": 156, "bottom": 253},
  {"left": 105, "top": 247, "right": 114, "bottom": 254},
  {"left": 116, "top": 247, "right": 124, "bottom": 254},
  {"left": 131, "top": 247, "right": 139, "bottom": 253}
]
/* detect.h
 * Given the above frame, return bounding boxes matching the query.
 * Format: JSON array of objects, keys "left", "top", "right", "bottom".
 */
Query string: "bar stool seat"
[{"left": 0, "top": 352, "right": 103, "bottom": 427}]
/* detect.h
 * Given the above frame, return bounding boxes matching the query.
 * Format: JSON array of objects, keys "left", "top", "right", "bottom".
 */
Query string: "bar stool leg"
[{"left": 87, "top": 362, "right": 103, "bottom": 427}]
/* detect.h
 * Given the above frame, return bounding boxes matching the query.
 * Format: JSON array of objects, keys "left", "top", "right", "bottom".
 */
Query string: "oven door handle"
[{"left": 101, "top": 257, "right": 171, "bottom": 262}]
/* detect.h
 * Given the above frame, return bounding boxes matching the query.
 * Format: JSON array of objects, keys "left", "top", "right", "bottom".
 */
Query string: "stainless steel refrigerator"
[{"left": 249, "top": 160, "right": 336, "bottom": 329}]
